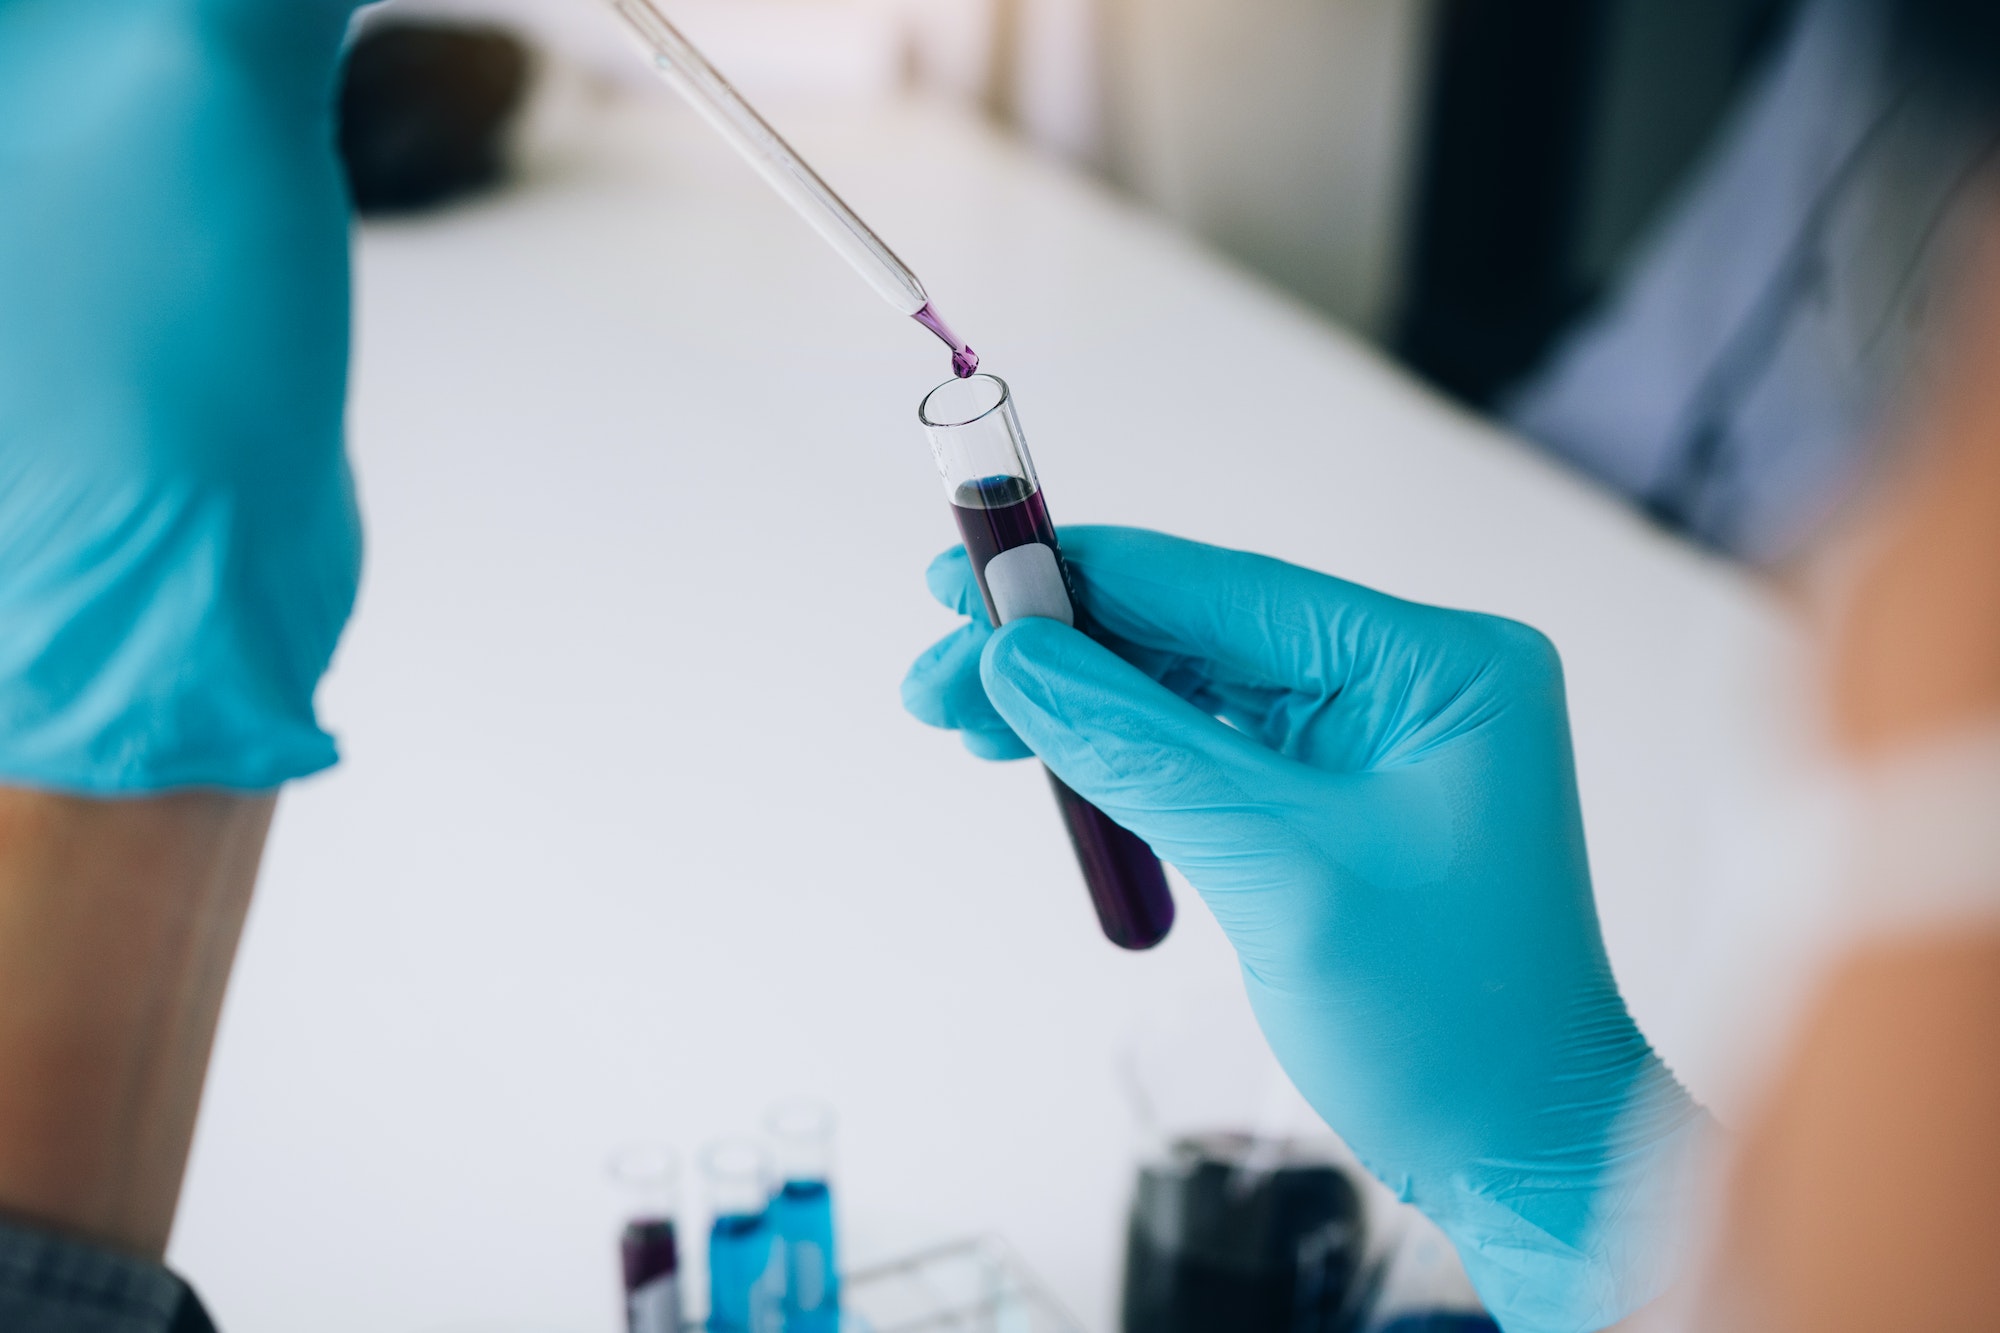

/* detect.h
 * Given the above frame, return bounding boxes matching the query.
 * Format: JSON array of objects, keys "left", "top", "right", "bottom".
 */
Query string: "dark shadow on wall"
[
  {"left": 339, "top": 21, "right": 534, "bottom": 217},
  {"left": 1394, "top": 0, "right": 1797, "bottom": 410}
]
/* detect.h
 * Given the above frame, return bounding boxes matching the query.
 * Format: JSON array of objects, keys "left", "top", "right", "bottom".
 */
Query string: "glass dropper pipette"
[{"left": 605, "top": 0, "right": 979, "bottom": 377}]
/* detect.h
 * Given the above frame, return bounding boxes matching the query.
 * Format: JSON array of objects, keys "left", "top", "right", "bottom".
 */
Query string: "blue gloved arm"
[
  {"left": 0, "top": 0, "right": 364, "bottom": 791},
  {"left": 904, "top": 526, "right": 1712, "bottom": 1333}
]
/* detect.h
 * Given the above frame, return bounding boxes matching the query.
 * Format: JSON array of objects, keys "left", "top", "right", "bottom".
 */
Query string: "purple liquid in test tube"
[
  {"left": 610, "top": 1147, "right": 687, "bottom": 1333},
  {"left": 622, "top": 1220, "right": 684, "bottom": 1333},
  {"left": 922, "top": 376, "right": 1175, "bottom": 951}
]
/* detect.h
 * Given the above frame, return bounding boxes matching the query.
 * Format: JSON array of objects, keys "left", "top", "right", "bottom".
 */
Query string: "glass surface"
[
  {"left": 843, "top": 1236, "right": 1084, "bottom": 1333},
  {"left": 765, "top": 1101, "right": 835, "bottom": 1182},
  {"left": 612, "top": 1144, "right": 683, "bottom": 1218},
  {"left": 920, "top": 375, "right": 1177, "bottom": 951},
  {"left": 921, "top": 375, "right": 1037, "bottom": 503}
]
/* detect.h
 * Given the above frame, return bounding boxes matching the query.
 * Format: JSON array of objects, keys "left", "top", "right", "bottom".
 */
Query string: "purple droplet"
[{"left": 913, "top": 301, "right": 981, "bottom": 379}]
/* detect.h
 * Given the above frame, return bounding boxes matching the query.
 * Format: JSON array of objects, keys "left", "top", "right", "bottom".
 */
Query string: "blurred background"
[
  {"left": 352, "top": 0, "right": 1906, "bottom": 563},
  {"left": 170, "top": 2, "right": 1990, "bottom": 1330},
  {"left": 362, "top": 0, "right": 1790, "bottom": 385}
]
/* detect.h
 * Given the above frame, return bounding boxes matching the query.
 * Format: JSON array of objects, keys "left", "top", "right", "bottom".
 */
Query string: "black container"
[
  {"left": 1375, "top": 1317, "right": 1498, "bottom": 1333},
  {"left": 338, "top": 20, "right": 534, "bottom": 215},
  {"left": 1121, "top": 1134, "right": 1366, "bottom": 1333}
]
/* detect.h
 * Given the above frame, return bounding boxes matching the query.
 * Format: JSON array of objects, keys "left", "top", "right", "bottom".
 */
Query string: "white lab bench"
[{"left": 167, "top": 91, "right": 1793, "bottom": 1332}]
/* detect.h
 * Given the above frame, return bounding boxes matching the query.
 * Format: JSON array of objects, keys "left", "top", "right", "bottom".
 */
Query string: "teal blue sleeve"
[{"left": 0, "top": 0, "right": 364, "bottom": 792}]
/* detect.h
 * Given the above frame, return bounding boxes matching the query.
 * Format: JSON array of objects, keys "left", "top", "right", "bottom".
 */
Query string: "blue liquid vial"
[
  {"left": 766, "top": 1101, "right": 840, "bottom": 1333},
  {"left": 702, "top": 1142, "right": 785, "bottom": 1333},
  {"left": 710, "top": 1211, "right": 783, "bottom": 1333},
  {"left": 768, "top": 1180, "right": 838, "bottom": 1333}
]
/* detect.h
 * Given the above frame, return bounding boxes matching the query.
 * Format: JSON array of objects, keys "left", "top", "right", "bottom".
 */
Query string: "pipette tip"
[{"left": 913, "top": 302, "right": 980, "bottom": 379}]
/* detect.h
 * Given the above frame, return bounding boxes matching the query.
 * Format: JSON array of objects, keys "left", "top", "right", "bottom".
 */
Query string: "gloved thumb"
[{"left": 979, "top": 616, "right": 1341, "bottom": 905}]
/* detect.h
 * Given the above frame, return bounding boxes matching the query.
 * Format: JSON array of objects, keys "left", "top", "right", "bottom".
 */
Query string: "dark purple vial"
[
  {"left": 622, "top": 1218, "right": 679, "bottom": 1289},
  {"left": 621, "top": 1218, "right": 684, "bottom": 1333},
  {"left": 1120, "top": 1135, "right": 1367, "bottom": 1333},
  {"left": 951, "top": 474, "right": 1176, "bottom": 951}
]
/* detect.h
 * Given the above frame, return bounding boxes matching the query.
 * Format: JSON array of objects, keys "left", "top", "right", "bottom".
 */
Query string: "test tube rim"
[
  {"left": 607, "top": 1142, "right": 681, "bottom": 1190},
  {"left": 698, "top": 1138, "right": 773, "bottom": 1185},
  {"left": 763, "top": 1097, "right": 838, "bottom": 1143},
  {"left": 919, "top": 373, "right": 1011, "bottom": 431}
]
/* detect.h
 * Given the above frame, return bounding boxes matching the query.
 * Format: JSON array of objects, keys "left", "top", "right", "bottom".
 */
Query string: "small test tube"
[
  {"left": 919, "top": 374, "right": 1177, "bottom": 951},
  {"left": 702, "top": 1141, "right": 785, "bottom": 1333},
  {"left": 765, "top": 1101, "right": 840, "bottom": 1333},
  {"left": 609, "top": 1146, "right": 687, "bottom": 1333}
]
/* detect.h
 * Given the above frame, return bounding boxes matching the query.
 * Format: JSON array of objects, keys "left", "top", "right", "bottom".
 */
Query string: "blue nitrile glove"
[
  {"left": 903, "top": 527, "right": 1711, "bottom": 1333},
  {"left": 0, "top": 0, "right": 364, "bottom": 792}
]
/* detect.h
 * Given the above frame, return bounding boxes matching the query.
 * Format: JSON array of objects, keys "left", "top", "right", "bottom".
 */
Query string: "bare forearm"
[
  {"left": 1709, "top": 217, "right": 2000, "bottom": 1331},
  {"left": 1719, "top": 936, "right": 2000, "bottom": 1331},
  {"left": 0, "top": 789, "right": 272, "bottom": 1258}
]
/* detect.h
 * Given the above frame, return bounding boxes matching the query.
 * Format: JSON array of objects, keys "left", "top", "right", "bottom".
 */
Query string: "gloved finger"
[
  {"left": 1061, "top": 526, "right": 1440, "bottom": 698},
  {"left": 926, "top": 546, "right": 1224, "bottom": 714},
  {"left": 901, "top": 622, "right": 1030, "bottom": 759},
  {"left": 924, "top": 546, "right": 991, "bottom": 626},
  {"left": 1087, "top": 628, "right": 1287, "bottom": 726},
  {"left": 903, "top": 615, "right": 1274, "bottom": 765},
  {"left": 191, "top": 3, "right": 365, "bottom": 81},
  {"left": 917, "top": 537, "right": 1330, "bottom": 763},
  {"left": 925, "top": 534, "right": 1313, "bottom": 717},
  {"left": 961, "top": 726, "right": 1034, "bottom": 762},
  {"left": 979, "top": 617, "right": 1338, "bottom": 886}
]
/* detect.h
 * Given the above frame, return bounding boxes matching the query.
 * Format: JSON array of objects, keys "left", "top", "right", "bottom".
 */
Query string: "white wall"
[
  {"left": 1097, "top": 0, "right": 1437, "bottom": 335},
  {"left": 373, "top": 0, "right": 1437, "bottom": 336},
  {"left": 375, "top": 0, "right": 945, "bottom": 102}
]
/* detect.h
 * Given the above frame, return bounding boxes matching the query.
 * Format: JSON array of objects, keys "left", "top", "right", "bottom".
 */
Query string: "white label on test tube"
[
  {"left": 985, "top": 544, "right": 1074, "bottom": 627},
  {"left": 628, "top": 1274, "right": 683, "bottom": 1333}
]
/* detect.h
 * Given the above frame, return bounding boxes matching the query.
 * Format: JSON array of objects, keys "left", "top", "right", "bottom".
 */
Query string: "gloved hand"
[
  {"left": 904, "top": 527, "right": 1710, "bottom": 1333},
  {"left": 0, "top": 0, "right": 364, "bottom": 791}
]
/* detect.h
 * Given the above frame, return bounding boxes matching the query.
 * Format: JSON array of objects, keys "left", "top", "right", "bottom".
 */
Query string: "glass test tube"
[
  {"left": 765, "top": 1102, "right": 840, "bottom": 1332},
  {"left": 702, "top": 1140, "right": 784, "bottom": 1333},
  {"left": 610, "top": 1145, "right": 688, "bottom": 1333},
  {"left": 919, "top": 374, "right": 1177, "bottom": 951}
]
